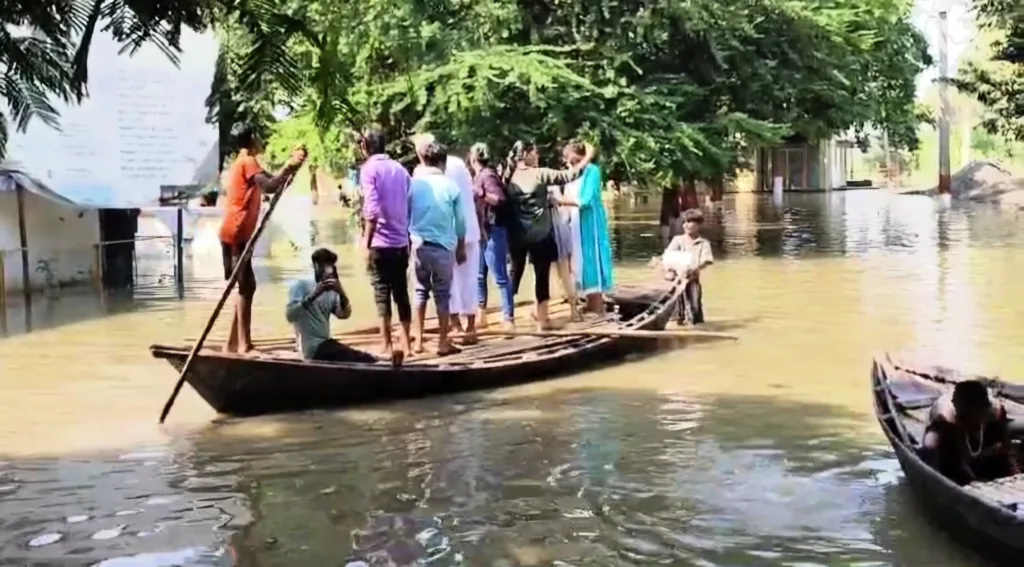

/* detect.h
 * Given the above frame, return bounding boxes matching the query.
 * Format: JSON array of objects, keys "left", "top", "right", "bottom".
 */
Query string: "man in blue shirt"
[
  {"left": 408, "top": 141, "right": 467, "bottom": 356},
  {"left": 285, "top": 248, "right": 381, "bottom": 364}
]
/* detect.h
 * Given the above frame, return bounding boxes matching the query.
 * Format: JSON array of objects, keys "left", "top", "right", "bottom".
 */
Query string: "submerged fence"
[{"left": 0, "top": 235, "right": 185, "bottom": 308}]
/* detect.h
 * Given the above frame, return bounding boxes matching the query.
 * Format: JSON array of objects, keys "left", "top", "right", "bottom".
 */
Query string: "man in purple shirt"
[{"left": 359, "top": 126, "right": 412, "bottom": 363}]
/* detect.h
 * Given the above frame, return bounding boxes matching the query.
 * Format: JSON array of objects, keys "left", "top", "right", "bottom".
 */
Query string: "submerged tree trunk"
[
  {"left": 707, "top": 176, "right": 724, "bottom": 202},
  {"left": 681, "top": 179, "right": 699, "bottom": 210}
]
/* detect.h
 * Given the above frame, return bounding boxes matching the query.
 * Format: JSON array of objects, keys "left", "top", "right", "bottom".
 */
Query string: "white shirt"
[{"left": 415, "top": 156, "right": 480, "bottom": 242}]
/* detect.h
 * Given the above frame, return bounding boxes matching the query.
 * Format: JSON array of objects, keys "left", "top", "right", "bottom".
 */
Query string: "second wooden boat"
[
  {"left": 150, "top": 279, "right": 687, "bottom": 417},
  {"left": 872, "top": 353, "right": 1024, "bottom": 563}
]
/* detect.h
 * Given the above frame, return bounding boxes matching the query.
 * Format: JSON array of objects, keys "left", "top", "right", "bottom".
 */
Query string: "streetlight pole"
[{"left": 938, "top": 7, "right": 952, "bottom": 195}]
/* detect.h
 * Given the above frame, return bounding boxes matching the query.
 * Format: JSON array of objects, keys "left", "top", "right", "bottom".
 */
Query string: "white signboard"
[{"left": 3, "top": 29, "right": 219, "bottom": 208}]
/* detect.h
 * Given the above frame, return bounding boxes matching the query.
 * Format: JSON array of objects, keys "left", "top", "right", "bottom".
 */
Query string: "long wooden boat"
[
  {"left": 150, "top": 279, "right": 686, "bottom": 417},
  {"left": 872, "top": 353, "right": 1024, "bottom": 562}
]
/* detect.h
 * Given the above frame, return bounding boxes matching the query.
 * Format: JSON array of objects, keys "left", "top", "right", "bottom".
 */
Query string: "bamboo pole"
[{"left": 158, "top": 168, "right": 300, "bottom": 424}]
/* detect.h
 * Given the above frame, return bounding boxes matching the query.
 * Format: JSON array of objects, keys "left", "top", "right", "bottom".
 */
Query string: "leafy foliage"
[
  {"left": 3, "top": 0, "right": 930, "bottom": 192},
  {"left": 239, "top": 0, "right": 928, "bottom": 188},
  {"left": 957, "top": 1, "right": 1024, "bottom": 140}
]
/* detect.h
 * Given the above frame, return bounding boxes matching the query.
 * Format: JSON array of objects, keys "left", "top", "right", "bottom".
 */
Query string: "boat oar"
[
  {"left": 469, "top": 328, "right": 740, "bottom": 341},
  {"left": 158, "top": 168, "right": 300, "bottom": 424}
]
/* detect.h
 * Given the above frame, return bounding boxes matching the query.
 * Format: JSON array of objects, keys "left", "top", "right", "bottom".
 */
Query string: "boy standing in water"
[{"left": 660, "top": 208, "right": 713, "bottom": 325}]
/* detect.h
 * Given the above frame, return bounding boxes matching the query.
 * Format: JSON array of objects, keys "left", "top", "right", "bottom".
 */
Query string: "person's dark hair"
[
  {"left": 231, "top": 122, "right": 259, "bottom": 151},
  {"left": 361, "top": 125, "right": 387, "bottom": 155},
  {"left": 502, "top": 140, "right": 536, "bottom": 182},
  {"left": 421, "top": 141, "right": 448, "bottom": 168},
  {"left": 682, "top": 208, "right": 704, "bottom": 224},
  {"left": 311, "top": 248, "right": 338, "bottom": 265},
  {"left": 565, "top": 139, "right": 586, "bottom": 157},
  {"left": 952, "top": 380, "right": 992, "bottom": 413}
]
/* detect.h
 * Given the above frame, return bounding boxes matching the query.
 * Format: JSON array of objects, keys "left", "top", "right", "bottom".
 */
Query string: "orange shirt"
[{"left": 219, "top": 153, "right": 264, "bottom": 245}]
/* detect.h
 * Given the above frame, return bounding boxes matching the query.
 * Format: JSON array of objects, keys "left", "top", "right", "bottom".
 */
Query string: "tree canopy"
[
  {"left": 4, "top": 0, "right": 930, "bottom": 190},
  {"left": 957, "top": 0, "right": 1024, "bottom": 140},
  {"left": 218, "top": 0, "right": 929, "bottom": 187}
]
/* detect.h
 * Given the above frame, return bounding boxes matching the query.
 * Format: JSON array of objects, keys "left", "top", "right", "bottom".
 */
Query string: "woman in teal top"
[{"left": 563, "top": 141, "right": 614, "bottom": 314}]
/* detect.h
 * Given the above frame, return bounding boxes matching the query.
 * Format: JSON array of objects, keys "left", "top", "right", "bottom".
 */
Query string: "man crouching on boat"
[
  {"left": 286, "top": 248, "right": 384, "bottom": 365},
  {"left": 922, "top": 380, "right": 1019, "bottom": 485}
]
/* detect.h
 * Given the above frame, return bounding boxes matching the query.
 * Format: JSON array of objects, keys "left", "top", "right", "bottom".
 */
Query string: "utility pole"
[{"left": 938, "top": 7, "right": 952, "bottom": 195}]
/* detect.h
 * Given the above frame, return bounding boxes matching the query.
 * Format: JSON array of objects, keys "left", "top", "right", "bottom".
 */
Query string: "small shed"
[{"left": 0, "top": 168, "right": 101, "bottom": 298}]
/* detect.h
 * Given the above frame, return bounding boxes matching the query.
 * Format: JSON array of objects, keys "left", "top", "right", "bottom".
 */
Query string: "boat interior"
[
  {"left": 878, "top": 354, "right": 1024, "bottom": 510},
  {"left": 187, "top": 284, "right": 695, "bottom": 368}
]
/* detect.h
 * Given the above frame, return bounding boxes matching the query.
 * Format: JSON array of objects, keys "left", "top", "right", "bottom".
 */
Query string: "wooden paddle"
[
  {"left": 158, "top": 165, "right": 302, "bottom": 424},
  {"left": 467, "top": 328, "right": 740, "bottom": 341}
]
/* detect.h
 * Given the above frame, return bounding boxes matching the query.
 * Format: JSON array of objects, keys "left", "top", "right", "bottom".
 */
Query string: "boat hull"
[
  {"left": 153, "top": 283, "right": 679, "bottom": 416},
  {"left": 872, "top": 355, "right": 1024, "bottom": 563}
]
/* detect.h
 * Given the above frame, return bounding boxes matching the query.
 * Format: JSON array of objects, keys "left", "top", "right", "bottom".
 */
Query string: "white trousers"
[{"left": 449, "top": 240, "right": 481, "bottom": 315}]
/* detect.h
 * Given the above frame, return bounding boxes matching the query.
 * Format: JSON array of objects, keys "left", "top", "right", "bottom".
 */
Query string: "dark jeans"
[
  {"left": 676, "top": 279, "right": 703, "bottom": 324},
  {"left": 368, "top": 247, "right": 412, "bottom": 322},
  {"left": 312, "top": 339, "right": 378, "bottom": 363},
  {"left": 221, "top": 240, "right": 256, "bottom": 296},
  {"left": 511, "top": 233, "right": 558, "bottom": 304}
]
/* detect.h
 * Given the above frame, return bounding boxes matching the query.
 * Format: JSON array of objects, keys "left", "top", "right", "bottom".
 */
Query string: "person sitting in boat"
[
  {"left": 922, "top": 380, "right": 1019, "bottom": 485},
  {"left": 648, "top": 208, "right": 713, "bottom": 325},
  {"left": 285, "top": 248, "right": 380, "bottom": 364}
]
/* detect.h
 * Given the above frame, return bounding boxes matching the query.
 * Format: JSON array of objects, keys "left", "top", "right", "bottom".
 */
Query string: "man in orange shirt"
[{"left": 220, "top": 123, "right": 307, "bottom": 354}]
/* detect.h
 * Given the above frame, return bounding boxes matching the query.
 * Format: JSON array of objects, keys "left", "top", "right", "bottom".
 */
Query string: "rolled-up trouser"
[
  {"left": 413, "top": 241, "right": 455, "bottom": 315},
  {"left": 368, "top": 246, "right": 412, "bottom": 322},
  {"left": 677, "top": 278, "right": 704, "bottom": 324}
]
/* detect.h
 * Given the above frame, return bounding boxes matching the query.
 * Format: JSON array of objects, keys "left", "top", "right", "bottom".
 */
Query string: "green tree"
[{"left": 958, "top": 0, "right": 1024, "bottom": 139}]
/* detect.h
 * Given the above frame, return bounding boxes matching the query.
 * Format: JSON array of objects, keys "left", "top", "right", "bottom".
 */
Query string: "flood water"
[{"left": 2, "top": 190, "right": 1023, "bottom": 566}]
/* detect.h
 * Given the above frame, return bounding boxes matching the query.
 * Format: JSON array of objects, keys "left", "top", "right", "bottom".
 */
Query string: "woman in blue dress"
[{"left": 562, "top": 141, "right": 614, "bottom": 314}]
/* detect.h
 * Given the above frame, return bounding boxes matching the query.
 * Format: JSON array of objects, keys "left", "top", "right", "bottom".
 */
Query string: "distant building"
[{"left": 752, "top": 137, "right": 857, "bottom": 192}]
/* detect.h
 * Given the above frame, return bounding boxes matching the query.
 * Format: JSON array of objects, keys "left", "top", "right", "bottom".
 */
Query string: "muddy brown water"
[{"left": 1, "top": 191, "right": 1022, "bottom": 566}]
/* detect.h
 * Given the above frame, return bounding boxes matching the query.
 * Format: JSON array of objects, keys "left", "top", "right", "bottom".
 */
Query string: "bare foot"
[
  {"left": 240, "top": 345, "right": 260, "bottom": 358},
  {"left": 436, "top": 343, "right": 462, "bottom": 356},
  {"left": 462, "top": 330, "right": 478, "bottom": 345},
  {"left": 570, "top": 308, "right": 584, "bottom": 323},
  {"left": 412, "top": 337, "right": 425, "bottom": 354}
]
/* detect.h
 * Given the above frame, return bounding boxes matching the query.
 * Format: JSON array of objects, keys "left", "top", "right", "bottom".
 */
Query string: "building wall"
[{"left": 0, "top": 191, "right": 100, "bottom": 292}]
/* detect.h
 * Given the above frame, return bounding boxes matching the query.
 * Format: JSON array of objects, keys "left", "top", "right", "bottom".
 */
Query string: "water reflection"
[{"left": 1, "top": 389, "right": 978, "bottom": 566}]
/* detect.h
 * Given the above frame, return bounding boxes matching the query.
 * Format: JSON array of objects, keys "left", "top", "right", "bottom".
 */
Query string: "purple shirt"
[{"left": 361, "top": 154, "right": 411, "bottom": 249}]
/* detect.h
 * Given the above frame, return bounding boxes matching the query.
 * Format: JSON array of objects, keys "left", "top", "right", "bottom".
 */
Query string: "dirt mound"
[
  {"left": 910, "top": 160, "right": 1024, "bottom": 208},
  {"left": 947, "top": 160, "right": 1018, "bottom": 199}
]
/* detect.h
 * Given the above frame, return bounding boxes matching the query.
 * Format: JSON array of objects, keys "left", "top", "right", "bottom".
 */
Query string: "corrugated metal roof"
[{"left": 0, "top": 168, "right": 87, "bottom": 208}]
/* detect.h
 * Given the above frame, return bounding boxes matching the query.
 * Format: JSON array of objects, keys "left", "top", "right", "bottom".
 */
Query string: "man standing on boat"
[
  {"left": 359, "top": 126, "right": 414, "bottom": 362},
  {"left": 408, "top": 140, "right": 467, "bottom": 356},
  {"left": 412, "top": 132, "right": 483, "bottom": 344},
  {"left": 219, "top": 123, "right": 306, "bottom": 354},
  {"left": 285, "top": 248, "right": 379, "bottom": 363}
]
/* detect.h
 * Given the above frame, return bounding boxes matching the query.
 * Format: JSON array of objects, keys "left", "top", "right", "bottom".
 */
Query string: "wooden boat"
[
  {"left": 872, "top": 353, "right": 1024, "bottom": 562},
  {"left": 150, "top": 280, "right": 685, "bottom": 417}
]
